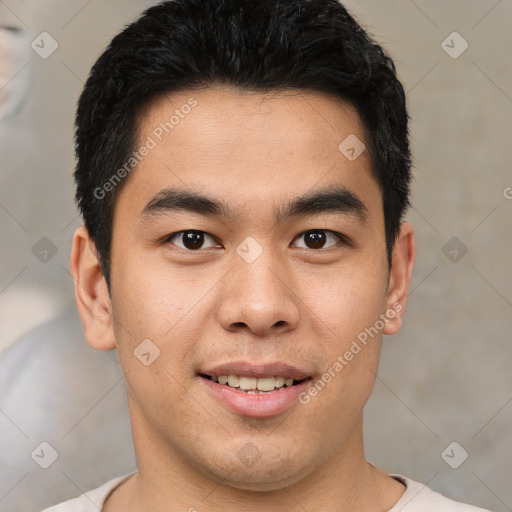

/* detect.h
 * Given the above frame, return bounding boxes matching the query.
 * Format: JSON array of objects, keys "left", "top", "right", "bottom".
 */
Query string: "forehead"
[
  {"left": 140, "top": 86, "right": 367, "bottom": 163},
  {"left": 115, "top": 86, "right": 381, "bottom": 224}
]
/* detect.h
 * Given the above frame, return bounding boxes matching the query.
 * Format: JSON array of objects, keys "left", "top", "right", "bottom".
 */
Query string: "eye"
[
  {"left": 164, "top": 230, "right": 220, "bottom": 251},
  {"left": 292, "top": 230, "right": 345, "bottom": 250},
  {"left": 163, "top": 229, "right": 347, "bottom": 252}
]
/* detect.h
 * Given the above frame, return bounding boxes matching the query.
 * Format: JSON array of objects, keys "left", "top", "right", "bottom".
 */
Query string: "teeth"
[
  {"left": 274, "top": 376, "right": 285, "bottom": 388},
  {"left": 255, "top": 377, "right": 276, "bottom": 391},
  {"left": 239, "top": 376, "right": 257, "bottom": 390},
  {"left": 227, "top": 375, "right": 239, "bottom": 387},
  {"left": 211, "top": 375, "right": 301, "bottom": 391}
]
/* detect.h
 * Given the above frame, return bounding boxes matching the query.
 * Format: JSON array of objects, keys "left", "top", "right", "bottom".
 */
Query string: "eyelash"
[{"left": 162, "top": 229, "right": 349, "bottom": 251}]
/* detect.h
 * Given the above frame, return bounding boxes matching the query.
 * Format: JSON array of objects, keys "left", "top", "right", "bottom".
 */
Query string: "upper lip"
[{"left": 199, "top": 361, "right": 311, "bottom": 380}]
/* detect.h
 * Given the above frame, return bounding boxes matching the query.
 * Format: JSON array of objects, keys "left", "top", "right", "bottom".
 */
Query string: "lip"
[
  {"left": 198, "top": 375, "right": 312, "bottom": 418},
  {"left": 199, "top": 361, "right": 311, "bottom": 380}
]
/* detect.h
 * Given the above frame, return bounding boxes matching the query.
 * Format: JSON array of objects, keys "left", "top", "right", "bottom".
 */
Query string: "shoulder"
[
  {"left": 389, "top": 474, "right": 493, "bottom": 512},
  {"left": 40, "top": 474, "right": 134, "bottom": 512}
]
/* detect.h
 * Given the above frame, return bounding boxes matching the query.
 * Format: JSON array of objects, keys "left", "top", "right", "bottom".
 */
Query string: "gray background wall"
[{"left": 0, "top": 1, "right": 511, "bottom": 511}]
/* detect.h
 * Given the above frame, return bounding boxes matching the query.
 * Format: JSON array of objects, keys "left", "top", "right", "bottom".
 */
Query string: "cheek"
[
  {"left": 299, "top": 259, "right": 388, "bottom": 404},
  {"left": 108, "top": 250, "right": 196, "bottom": 377},
  {"left": 110, "top": 241, "right": 203, "bottom": 335},
  {"left": 303, "top": 259, "right": 389, "bottom": 345}
]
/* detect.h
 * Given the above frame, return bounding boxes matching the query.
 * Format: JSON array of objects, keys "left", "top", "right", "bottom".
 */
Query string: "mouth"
[
  {"left": 196, "top": 361, "right": 314, "bottom": 417},
  {"left": 198, "top": 372, "right": 313, "bottom": 417},
  {"left": 198, "top": 373, "right": 311, "bottom": 394}
]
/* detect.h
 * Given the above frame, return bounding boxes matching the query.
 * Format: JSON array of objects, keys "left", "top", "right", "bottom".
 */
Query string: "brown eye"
[
  {"left": 165, "top": 230, "right": 218, "bottom": 251},
  {"left": 293, "top": 230, "right": 343, "bottom": 250}
]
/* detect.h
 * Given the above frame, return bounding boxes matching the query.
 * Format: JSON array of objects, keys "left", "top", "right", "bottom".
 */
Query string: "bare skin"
[{"left": 70, "top": 86, "right": 415, "bottom": 512}]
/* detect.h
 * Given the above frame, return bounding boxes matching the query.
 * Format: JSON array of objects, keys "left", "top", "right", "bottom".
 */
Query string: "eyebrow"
[{"left": 139, "top": 186, "right": 368, "bottom": 224}]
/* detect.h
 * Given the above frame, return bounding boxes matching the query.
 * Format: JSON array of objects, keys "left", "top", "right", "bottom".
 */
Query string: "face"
[{"left": 72, "top": 86, "right": 414, "bottom": 492}]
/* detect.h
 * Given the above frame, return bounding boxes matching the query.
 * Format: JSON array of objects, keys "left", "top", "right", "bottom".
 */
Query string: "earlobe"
[
  {"left": 69, "top": 225, "right": 117, "bottom": 350},
  {"left": 383, "top": 222, "right": 416, "bottom": 336}
]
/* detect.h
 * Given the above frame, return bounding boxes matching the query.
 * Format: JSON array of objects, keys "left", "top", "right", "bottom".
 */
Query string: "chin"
[
  {"left": 206, "top": 451, "right": 311, "bottom": 492},
  {"left": 221, "top": 471, "right": 302, "bottom": 493}
]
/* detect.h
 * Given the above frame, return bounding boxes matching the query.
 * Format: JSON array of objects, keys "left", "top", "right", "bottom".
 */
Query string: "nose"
[{"left": 217, "top": 248, "right": 300, "bottom": 337}]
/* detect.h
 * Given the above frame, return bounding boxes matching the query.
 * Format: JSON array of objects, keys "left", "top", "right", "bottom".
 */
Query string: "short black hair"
[{"left": 74, "top": 0, "right": 411, "bottom": 293}]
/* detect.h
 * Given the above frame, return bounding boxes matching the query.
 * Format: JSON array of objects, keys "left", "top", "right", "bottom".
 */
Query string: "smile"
[
  {"left": 200, "top": 373, "right": 307, "bottom": 393},
  {"left": 198, "top": 374, "right": 312, "bottom": 417}
]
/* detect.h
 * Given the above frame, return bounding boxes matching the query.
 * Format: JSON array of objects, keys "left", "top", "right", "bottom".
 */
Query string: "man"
[{"left": 44, "top": 0, "right": 492, "bottom": 510}]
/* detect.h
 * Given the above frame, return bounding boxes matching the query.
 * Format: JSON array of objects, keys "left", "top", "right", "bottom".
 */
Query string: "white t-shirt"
[{"left": 40, "top": 473, "right": 493, "bottom": 511}]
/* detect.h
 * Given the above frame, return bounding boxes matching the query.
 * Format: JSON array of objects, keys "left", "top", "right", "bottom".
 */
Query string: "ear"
[
  {"left": 383, "top": 221, "right": 416, "bottom": 335},
  {"left": 69, "top": 225, "right": 116, "bottom": 350}
]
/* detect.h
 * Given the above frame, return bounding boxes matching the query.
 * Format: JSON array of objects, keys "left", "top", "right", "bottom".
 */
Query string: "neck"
[{"left": 104, "top": 400, "right": 405, "bottom": 512}]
